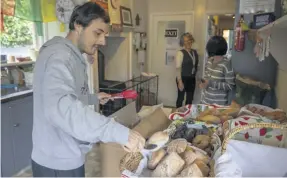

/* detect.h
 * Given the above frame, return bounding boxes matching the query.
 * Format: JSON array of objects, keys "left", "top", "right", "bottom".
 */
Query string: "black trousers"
[
  {"left": 32, "top": 160, "right": 85, "bottom": 177},
  {"left": 176, "top": 76, "right": 196, "bottom": 108}
]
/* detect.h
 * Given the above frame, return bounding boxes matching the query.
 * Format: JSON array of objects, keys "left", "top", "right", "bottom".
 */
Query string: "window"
[{"left": 1, "top": 15, "right": 36, "bottom": 63}]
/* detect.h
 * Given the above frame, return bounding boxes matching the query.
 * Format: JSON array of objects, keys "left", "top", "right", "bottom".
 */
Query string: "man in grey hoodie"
[{"left": 31, "top": 2, "right": 145, "bottom": 177}]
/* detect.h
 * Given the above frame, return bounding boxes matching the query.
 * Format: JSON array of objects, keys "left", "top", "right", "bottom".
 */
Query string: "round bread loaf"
[
  {"left": 177, "top": 163, "right": 204, "bottom": 177},
  {"left": 167, "top": 138, "right": 188, "bottom": 154},
  {"left": 182, "top": 150, "right": 197, "bottom": 166},
  {"left": 147, "top": 148, "right": 166, "bottom": 170},
  {"left": 119, "top": 152, "right": 143, "bottom": 173},
  {"left": 147, "top": 131, "right": 169, "bottom": 145},
  {"left": 192, "top": 135, "right": 211, "bottom": 150},
  {"left": 194, "top": 159, "right": 210, "bottom": 177},
  {"left": 152, "top": 152, "right": 185, "bottom": 177}
]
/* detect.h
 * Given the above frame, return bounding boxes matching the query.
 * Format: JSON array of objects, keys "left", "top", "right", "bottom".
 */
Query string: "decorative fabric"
[{"left": 223, "top": 115, "right": 286, "bottom": 148}]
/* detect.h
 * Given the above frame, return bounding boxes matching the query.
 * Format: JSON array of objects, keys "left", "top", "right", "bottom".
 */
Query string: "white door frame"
[
  {"left": 202, "top": 10, "right": 235, "bottom": 77},
  {"left": 199, "top": 10, "right": 235, "bottom": 101},
  {"left": 147, "top": 11, "right": 195, "bottom": 73}
]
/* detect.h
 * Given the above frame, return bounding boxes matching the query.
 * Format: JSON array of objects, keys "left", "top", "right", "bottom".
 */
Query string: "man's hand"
[
  {"left": 177, "top": 80, "right": 184, "bottom": 91},
  {"left": 199, "top": 79, "right": 209, "bottom": 89},
  {"left": 98, "top": 92, "right": 113, "bottom": 105},
  {"left": 123, "top": 130, "right": 145, "bottom": 152}
]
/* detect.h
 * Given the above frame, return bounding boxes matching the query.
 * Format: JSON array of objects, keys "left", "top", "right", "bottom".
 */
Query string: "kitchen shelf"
[{"left": 1, "top": 61, "right": 35, "bottom": 68}]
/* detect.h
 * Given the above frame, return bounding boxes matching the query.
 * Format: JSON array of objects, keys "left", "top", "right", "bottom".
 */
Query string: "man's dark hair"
[
  {"left": 69, "top": 2, "right": 110, "bottom": 30},
  {"left": 206, "top": 35, "right": 228, "bottom": 57}
]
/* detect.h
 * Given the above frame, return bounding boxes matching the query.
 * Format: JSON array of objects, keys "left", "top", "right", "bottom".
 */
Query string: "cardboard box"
[{"left": 100, "top": 104, "right": 172, "bottom": 177}]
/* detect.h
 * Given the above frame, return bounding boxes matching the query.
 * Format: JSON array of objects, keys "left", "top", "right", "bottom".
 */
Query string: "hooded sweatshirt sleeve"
[{"left": 42, "top": 55, "right": 130, "bottom": 145}]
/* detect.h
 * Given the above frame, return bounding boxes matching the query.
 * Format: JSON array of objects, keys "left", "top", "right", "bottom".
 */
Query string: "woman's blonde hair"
[{"left": 179, "top": 32, "right": 195, "bottom": 47}]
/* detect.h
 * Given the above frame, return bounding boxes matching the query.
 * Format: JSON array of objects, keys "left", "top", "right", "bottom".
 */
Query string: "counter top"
[{"left": 1, "top": 89, "right": 33, "bottom": 103}]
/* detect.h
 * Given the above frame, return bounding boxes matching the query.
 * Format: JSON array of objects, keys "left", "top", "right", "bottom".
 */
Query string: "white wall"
[{"left": 147, "top": 0, "right": 236, "bottom": 71}]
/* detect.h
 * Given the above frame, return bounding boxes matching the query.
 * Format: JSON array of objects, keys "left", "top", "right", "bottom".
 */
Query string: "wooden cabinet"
[{"left": 1, "top": 95, "right": 33, "bottom": 177}]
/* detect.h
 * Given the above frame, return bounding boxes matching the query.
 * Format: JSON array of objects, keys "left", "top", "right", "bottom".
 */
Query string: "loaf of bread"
[
  {"left": 147, "top": 131, "right": 169, "bottom": 145},
  {"left": 152, "top": 152, "right": 185, "bottom": 177},
  {"left": 198, "top": 115, "right": 221, "bottom": 124},
  {"left": 194, "top": 159, "right": 210, "bottom": 177},
  {"left": 147, "top": 149, "right": 166, "bottom": 170},
  {"left": 177, "top": 162, "right": 204, "bottom": 177},
  {"left": 119, "top": 152, "right": 143, "bottom": 173},
  {"left": 194, "top": 150, "right": 210, "bottom": 164},
  {"left": 182, "top": 150, "right": 197, "bottom": 166},
  {"left": 192, "top": 135, "right": 211, "bottom": 150},
  {"left": 221, "top": 108, "right": 240, "bottom": 117},
  {"left": 167, "top": 138, "right": 188, "bottom": 154}
]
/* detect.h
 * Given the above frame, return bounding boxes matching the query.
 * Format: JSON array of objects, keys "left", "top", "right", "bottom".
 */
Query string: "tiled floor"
[{"left": 14, "top": 144, "right": 102, "bottom": 177}]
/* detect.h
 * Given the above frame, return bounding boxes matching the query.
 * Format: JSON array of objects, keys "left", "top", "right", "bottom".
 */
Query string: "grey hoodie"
[{"left": 31, "top": 36, "right": 130, "bottom": 170}]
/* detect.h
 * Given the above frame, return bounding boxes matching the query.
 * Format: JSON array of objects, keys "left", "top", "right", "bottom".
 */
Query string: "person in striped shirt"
[{"left": 200, "top": 36, "right": 235, "bottom": 106}]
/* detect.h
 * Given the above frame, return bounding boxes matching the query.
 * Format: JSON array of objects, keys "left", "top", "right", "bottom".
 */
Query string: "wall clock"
[{"left": 56, "top": 0, "right": 75, "bottom": 23}]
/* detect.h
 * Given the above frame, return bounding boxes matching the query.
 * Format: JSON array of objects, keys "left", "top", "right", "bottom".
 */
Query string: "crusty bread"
[
  {"left": 147, "top": 131, "right": 169, "bottom": 145},
  {"left": 198, "top": 115, "right": 221, "bottom": 124},
  {"left": 177, "top": 163, "right": 204, "bottom": 177},
  {"left": 119, "top": 152, "right": 143, "bottom": 173},
  {"left": 182, "top": 150, "right": 197, "bottom": 166},
  {"left": 152, "top": 152, "right": 185, "bottom": 177},
  {"left": 194, "top": 159, "right": 210, "bottom": 177},
  {"left": 167, "top": 138, "right": 188, "bottom": 154},
  {"left": 192, "top": 135, "right": 211, "bottom": 150},
  {"left": 148, "top": 149, "right": 166, "bottom": 170}
]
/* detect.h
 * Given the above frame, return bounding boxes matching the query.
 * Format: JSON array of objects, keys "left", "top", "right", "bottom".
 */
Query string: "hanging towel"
[
  {"left": 14, "top": 0, "right": 42, "bottom": 22},
  {"left": 41, "top": 0, "right": 57, "bottom": 22},
  {"left": 1, "top": 0, "right": 16, "bottom": 16},
  {"left": 14, "top": 0, "right": 43, "bottom": 36}
]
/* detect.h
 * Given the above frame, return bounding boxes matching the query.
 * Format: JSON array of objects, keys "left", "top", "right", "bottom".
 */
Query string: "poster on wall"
[
  {"left": 165, "top": 28, "right": 179, "bottom": 66},
  {"left": 165, "top": 49, "right": 177, "bottom": 66},
  {"left": 90, "top": 0, "right": 108, "bottom": 12},
  {"left": 239, "top": 0, "right": 275, "bottom": 14},
  {"left": 108, "top": 0, "right": 121, "bottom": 25}
]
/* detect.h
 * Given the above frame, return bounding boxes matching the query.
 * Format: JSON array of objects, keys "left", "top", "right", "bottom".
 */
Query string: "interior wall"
[
  {"left": 218, "top": 16, "right": 235, "bottom": 30},
  {"left": 147, "top": 0, "right": 236, "bottom": 71},
  {"left": 276, "top": 69, "right": 287, "bottom": 111},
  {"left": 100, "top": 36, "right": 129, "bottom": 82},
  {"left": 231, "top": 0, "right": 282, "bottom": 87},
  {"left": 131, "top": 0, "right": 148, "bottom": 77}
]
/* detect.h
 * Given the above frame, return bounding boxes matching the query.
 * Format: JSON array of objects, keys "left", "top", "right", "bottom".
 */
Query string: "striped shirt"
[{"left": 201, "top": 57, "right": 235, "bottom": 106}]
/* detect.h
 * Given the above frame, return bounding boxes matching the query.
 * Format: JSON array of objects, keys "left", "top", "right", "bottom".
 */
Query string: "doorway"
[
  {"left": 148, "top": 13, "right": 194, "bottom": 107},
  {"left": 201, "top": 13, "right": 235, "bottom": 100}
]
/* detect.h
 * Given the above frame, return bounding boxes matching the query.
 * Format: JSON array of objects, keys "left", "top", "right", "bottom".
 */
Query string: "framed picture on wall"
[{"left": 120, "top": 6, "right": 133, "bottom": 26}]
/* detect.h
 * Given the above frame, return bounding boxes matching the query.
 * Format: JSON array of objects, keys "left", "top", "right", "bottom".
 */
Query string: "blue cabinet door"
[
  {"left": 1, "top": 103, "right": 16, "bottom": 177},
  {"left": 10, "top": 95, "right": 33, "bottom": 174}
]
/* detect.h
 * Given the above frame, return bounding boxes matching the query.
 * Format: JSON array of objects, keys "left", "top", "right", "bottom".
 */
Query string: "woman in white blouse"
[{"left": 176, "top": 33, "right": 199, "bottom": 107}]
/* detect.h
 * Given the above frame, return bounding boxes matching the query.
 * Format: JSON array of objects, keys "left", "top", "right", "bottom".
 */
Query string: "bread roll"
[
  {"left": 194, "top": 159, "right": 210, "bottom": 177},
  {"left": 192, "top": 135, "right": 211, "bottom": 150},
  {"left": 152, "top": 152, "right": 185, "bottom": 177},
  {"left": 167, "top": 138, "right": 188, "bottom": 154},
  {"left": 182, "top": 150, "right": 197, "bottom": 165},
  {"left": 198, "top": 115, "right": 221, "bottom": 124},
  {"left": 194, "top": 150, "right": 210, "bottom": 164},
  {"left": 177, "top": 163, "right": 203, "bottom": 177},
  {"left": 221, "top": 108, "right": 240, "bottom": 117},
  {"left": 119, "top": 152, "right": 143, "bottom": 173},
  {"left": 148, "top": 149, "right": 166, "bottom": 170},
  {"left": 147, "top": 131, "right": 169, "bottom": 145}
]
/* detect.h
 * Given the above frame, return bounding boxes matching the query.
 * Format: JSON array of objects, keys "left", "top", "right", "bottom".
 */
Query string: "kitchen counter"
[{"left": 1, "top": 89, "right": 33, "bottom": 103}]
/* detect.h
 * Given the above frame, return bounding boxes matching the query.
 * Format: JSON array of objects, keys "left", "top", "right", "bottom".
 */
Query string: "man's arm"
[{"left": 42, "top": 57, "right": 129, "bottom": 144}]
